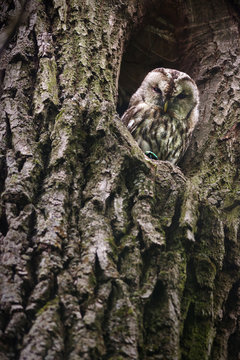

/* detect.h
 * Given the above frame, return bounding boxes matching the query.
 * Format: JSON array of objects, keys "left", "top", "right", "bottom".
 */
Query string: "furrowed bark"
[{"left": 0, "top": 1, "right": 240, "bottom": 359}]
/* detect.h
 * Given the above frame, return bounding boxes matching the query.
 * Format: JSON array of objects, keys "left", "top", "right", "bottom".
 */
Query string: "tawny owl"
[{"left": 121, "top": 68, "right": 199, "bottom": 164}]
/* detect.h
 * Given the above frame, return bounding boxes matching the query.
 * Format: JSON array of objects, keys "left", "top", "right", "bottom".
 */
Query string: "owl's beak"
[{"left": 164, "top": 101, "right": 168, "bottom": 113}]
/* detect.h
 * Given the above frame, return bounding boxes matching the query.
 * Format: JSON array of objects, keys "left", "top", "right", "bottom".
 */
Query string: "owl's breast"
[{"left": 133, "top": 108, "right": 189, "bottom": 163}]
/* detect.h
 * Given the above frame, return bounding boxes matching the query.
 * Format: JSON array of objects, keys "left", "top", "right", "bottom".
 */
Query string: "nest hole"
[{"left": 117, "top": 0, "right": 197, "bottom": 116}]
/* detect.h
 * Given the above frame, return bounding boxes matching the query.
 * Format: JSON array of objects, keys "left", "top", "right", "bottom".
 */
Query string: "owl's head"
[{"left": 135, "top": 68, "right": 199, "bottom": 120}]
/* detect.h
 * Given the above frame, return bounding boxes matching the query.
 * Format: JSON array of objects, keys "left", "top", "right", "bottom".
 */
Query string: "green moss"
[
  {"left": 55, "top": 109, "right": 65, "bottom": 122},
  {"left": 46, "top": 61, "right": 59, "bottom": 104},
  {"left": 104, "top": 237, "right": 118, "bottom": 259},
  {"left": 195, "top": 255, "right": 216, "bottom": 288},
  {"left": 119, "top": 234, "right": 138, "bottom": 250},
  {"left": 10, "top": 174, "right": 18, "bottom": 183},
  {"left": 38, "top": 58, "right": 59, "bottom": 106},
  {"left": 114, "top": 305, "right": 134, "bottom": 319},
  {"left": 37, "top": 297, "right": 59, "bottom": 316},
  {"left": 181, "top": 320, "right": 213, "bottom": 360},
  {"left": 89, "top": 272, "right": 97, "bottom": 288}
]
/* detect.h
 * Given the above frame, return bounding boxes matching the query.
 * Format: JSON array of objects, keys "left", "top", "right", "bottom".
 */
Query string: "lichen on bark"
[{"left": 0, "top": 0, "right": 240, "bottom": 359}]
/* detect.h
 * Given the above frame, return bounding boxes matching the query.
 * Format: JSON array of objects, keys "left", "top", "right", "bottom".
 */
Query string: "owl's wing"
[{"left": 121, "top": 104, "right": 146, "bottom": 134}]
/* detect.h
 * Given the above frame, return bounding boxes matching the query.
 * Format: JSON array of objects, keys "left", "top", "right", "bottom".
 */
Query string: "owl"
[{"left": 121, "top": 68, "right": 199, "bottom": 164}]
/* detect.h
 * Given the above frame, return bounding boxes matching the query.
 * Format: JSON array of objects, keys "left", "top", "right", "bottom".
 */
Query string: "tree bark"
[{"left": 0, "top": 0, "right": 240, "bottom": 359}]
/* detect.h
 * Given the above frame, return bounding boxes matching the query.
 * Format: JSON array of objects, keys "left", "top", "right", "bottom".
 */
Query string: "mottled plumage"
[{"left": 121, "top": 68, "right": 199, "bottom": 164}]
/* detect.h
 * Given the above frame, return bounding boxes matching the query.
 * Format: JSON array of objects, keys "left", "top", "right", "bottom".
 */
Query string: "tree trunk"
[{"left": 0, "top": 0, "right": 240, "bottom": 359}]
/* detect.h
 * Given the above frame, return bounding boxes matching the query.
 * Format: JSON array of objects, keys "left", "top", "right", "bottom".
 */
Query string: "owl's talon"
[{"left": 145, "top": 151, "right": 158, "bottom": 160}]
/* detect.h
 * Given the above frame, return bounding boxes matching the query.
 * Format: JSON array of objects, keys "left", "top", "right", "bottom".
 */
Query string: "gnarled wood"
[{"left": 0, "top": 1, "right": 240, "bottom": 359}]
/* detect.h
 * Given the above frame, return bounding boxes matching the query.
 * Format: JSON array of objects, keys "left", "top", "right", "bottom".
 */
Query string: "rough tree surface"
[{"left": 0, "top": 0, "right": 240, "bottom": 359}]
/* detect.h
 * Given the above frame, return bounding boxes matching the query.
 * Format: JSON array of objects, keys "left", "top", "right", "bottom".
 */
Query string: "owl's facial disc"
[
  {"left": 151, "top": 82, "right": 171, "bottom": 110},
  {"left": 176, "top": 92, "right": 187, "bottom": 99},
  {"left": 153, "top": 86, "right": 162, "bottom": 94},
  {"left": 174, "top": 79, "right": 195, "bottom": 100},
  {"left": 152, "top": 85, "right": 165, "bottom": 108}
]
